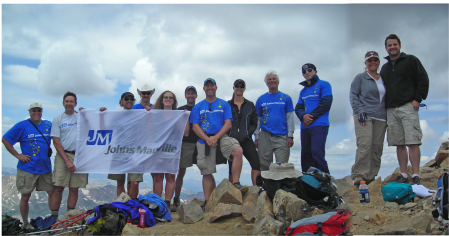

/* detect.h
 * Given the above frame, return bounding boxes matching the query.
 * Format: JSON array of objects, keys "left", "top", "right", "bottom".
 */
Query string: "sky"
[{"left": 2, "top": 4, "right": 448, "bottom": 187}]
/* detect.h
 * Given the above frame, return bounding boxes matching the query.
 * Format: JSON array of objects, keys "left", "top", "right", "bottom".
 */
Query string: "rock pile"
[{"left": 121, "top": 141, "right": 448, "bottom": 235}]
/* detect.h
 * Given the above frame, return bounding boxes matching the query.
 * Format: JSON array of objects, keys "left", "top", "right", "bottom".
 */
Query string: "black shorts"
[{"left": 228, "top": 138, "right": 260, "bottom": 174}]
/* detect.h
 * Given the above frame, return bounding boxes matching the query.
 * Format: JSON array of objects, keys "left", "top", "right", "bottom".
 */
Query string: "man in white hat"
[
  {"left": 133, "top": 83, "right": 155, "bottom": 110},
  {"left": 2, "top": 102, "right": 54, "bottom": 228}
]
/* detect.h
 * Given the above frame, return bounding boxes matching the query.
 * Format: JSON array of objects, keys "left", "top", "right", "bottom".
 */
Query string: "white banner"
[{"left": 74, "top": 109, "right": 190, "bottom": 174}]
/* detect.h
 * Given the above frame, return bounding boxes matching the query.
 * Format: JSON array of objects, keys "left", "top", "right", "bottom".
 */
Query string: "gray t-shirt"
[{"left": 50, "top": 112, "right": 78, "bottom": 151}]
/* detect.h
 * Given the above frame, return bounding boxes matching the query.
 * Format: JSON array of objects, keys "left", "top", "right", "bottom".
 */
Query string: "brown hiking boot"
[{"left": 395, "top": 175, "right": 410, "bottom": 184}]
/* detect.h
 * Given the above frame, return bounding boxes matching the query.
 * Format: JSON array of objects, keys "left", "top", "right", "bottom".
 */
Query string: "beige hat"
[
  {"left": 261, "top": 163, "right": 302, "bottom": 180},
  {"left": 28, "top": 102, "right": 43, "bottom": 110},
  {"left": 137, "top": 83, "right": 155, "bottom": 94}
]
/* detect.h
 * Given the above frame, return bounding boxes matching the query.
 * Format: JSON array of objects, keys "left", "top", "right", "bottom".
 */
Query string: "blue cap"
[{"left": 204, "top": 78, "right": 216, "bottom": 86}]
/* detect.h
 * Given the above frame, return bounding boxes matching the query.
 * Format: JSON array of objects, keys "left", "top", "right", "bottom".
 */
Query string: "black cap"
[
  {"left": 302, "top": 63, "right": 316, "bottom": 74},
  {"left": 204, "top": 78, "right": 216, "bottom": 86},
  {"left": 185, "top": 86, "right": 197, "bottom": 94},
  {"left": 234, "top": 79, "right": 245, "bottom": 88},
  {"left": 121, "top": 92, "right": 135, "bottom": 99}
]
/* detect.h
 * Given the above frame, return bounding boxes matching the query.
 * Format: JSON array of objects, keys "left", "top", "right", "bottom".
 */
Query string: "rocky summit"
[{"left": 122, "top": 141, "right": 448, "bottom": 235}]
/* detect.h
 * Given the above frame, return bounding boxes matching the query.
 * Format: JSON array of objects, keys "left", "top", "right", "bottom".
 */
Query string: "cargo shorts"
[
  {"left": 107, "top": 174, "right": 143, "bottom": 182},
  {"left": 16, "top": 168, "right": 54, "bottom": 194},
  {"left": 53, "top": 152, "right": 88, "bottom": 188},
  {"left": 179, "top": 142, "right": 196, "bottom": 168},
  {"left": 387, "top": 102, "right": 423, "bottom": 146},
  {"left": 196, "top": 135, "right": 240, "bottom": 175}
]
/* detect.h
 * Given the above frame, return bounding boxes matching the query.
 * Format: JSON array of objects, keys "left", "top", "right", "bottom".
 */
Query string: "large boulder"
[
  {"left": 177, "top": 202, "right": 204, "bottom": 224},
  {"left": 242, "top": 185, "right": 260, "bottom": 206},
  {"left": 272, "top": 189, "right": 309, "bottom": 226},
  {"left": 205, "top": 178, "right": 242, "bottom": 212},
  {"left": 255, "top": 191, "right": 274, "bottom": 224},
  {"left": 253, "top": 215, "right": 285, "bottom": 236},
  {"left": 209, "top": 203, "right": 241, "bottom": 222},
  {"left": 333, "top": 175, "right": 354, "bottom": 197}
]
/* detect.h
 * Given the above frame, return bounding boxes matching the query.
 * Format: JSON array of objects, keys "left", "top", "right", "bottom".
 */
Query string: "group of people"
[{"left": 3, "top": 33, "right": 429, "bottom": 228}]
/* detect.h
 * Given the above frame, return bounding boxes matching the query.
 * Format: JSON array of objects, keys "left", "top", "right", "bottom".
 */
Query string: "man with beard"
[{"left": 380, "top": 34, "right": 429, "bottom": 185}]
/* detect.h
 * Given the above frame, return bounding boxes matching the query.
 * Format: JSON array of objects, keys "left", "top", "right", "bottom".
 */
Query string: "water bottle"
[
  {"left": 138, "top": 208, "right": 146, "bottom": 228},
  {"left": 359, "top": 181, "right": 370, "bottom": 203}
]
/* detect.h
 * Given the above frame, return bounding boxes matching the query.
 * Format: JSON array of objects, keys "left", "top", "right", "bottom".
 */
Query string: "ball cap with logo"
[
  {"left": 261, "top": 163, "right": 302, "bottom": 180},
  {"left": 121, "top": 92, "right": 135, "bottom": 100},
  {"left": 29, "top": 102, "right": 43, "bottom": 110},
  {"left": 204, "top": 78, "right": 216, "bottom": 86},
  {"left": 234, "top": 79, "right": 246, "bottom": 88}
]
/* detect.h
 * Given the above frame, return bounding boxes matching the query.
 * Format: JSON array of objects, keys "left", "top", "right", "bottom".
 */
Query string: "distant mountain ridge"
[{"left": 2, "top": 171, "right": 204, "bottom": 219}]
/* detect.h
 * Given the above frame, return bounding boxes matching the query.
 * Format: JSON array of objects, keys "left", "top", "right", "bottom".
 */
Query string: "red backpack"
[{"left": 286, "top": 209, "right": 351, "bottom": 236}]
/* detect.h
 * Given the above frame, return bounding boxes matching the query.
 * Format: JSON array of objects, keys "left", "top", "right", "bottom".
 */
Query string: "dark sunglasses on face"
[
  {"left": 235, "top": 85, "right": 245, "bottom": 89},
  {"left": 366, "top": 58, "right": 379, "bottom": 62},
  {"left": 141, "top": 92, "right": 152, "bottom": 95},
  {"left": 124, "top": 97, "right": 135, "bottom": 101},
  {"left": 302, "top": 68, "right": 313, "bottom": 74},
  {"left": 163, "top": 96, "right": 174, "bottom": 100},
  {"left": 31, "top": 109, "right": 42, "bottom": 112}
]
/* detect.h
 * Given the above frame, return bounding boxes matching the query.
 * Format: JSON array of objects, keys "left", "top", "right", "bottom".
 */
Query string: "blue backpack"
[
  {"left": 381, "top": 182, "right": 416, "bottom": 204},
  {"left": 432, "top": 172, "right": 448, "bottom": 224}
]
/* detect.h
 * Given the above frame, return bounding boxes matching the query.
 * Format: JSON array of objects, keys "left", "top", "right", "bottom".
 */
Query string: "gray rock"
[
  {"left": 205, "top": 178, "right": 243, "bottom": 212},
  {"left": 369, "top": 213, "right": 387, "bottom": 225},
  {"left": 384, "top": 202, "right": 398, "bottom": 208},
  {"left": 376, "top": 212, "right": 432, "bottom": 234},
  {"left": 403, "top": 202, "right": 417, "bottom": 209},
  {"left": 234, "top": 223, "right": 242, "bottom": 228},
  {"left": 209, "top": 203, "right": 241, "bottom": 222},
  {"left": 253, "top": 215, "right": 285, "bottom": 236},
  {"left": 255, "top": 191, "right": 274, "bottom": 224},
  {"left": 177, "top": 202, "right": 204, "bottom": 224},
  {"left": 242, "top": 185, "right": 260, "bottom": 206},
  {"left": 241, "top": 200, "right": 257, "bottom": 223},
  {"left": 352, "top": 212, "right": 368, "bottom": 225},
  {"left": 333, "top": 175, "right": 354, "bottom": 197},
  {"left": 272, "top": 189, "right": 308, "bottom": 226}
]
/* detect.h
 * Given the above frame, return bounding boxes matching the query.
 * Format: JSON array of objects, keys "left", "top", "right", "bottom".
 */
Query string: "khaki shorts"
[
  {"left": 16, "top": 168, "right": 54, "bottom": 194},
  {"left": 179, "top": 142, "right": 196, "bottom": 168},
  {"left": 53, "top": 152, "right": 88, "bottom": 188},
  {"left": 387, "top": 102, "right": 423, "bottom": 146},
  {"left": 107, "top": 174, "right": 143, "bottom": 182},
  {"left": 258, "top": 130, "right": 290, "bottom": 171},
  {"left": 196, "top": 135, "right": 240, "bottom": 175}
]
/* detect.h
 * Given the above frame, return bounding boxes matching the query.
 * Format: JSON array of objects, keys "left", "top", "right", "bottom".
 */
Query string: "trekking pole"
[
  {"left": 52, "top": 226, "right": 84, "bottom": 236},
  {"left": 50, "top": 211, "right": 90, "bottom": 228},
  {"left": 53, "top": 211, "right": 92, "bottom": 233},
  {"left": 24, "top": 225, "right": 86, "bottom": 235}
]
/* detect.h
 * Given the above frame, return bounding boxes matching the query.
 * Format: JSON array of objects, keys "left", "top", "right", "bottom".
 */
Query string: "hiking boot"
[
  {"left": 411, "top": 176, "right": 420, "bottom": 185},
  {"left": 353, "top": 177, "right": 364, "bottom": 186},
  {"left": 395, "top": 174, "right": 409, "bottom": 184},
  {"left": 164, "top": 200, "right": 171, "bottom": 208},
  {"left": 233, "top": 182, "right": 249, "bottom": 194}
]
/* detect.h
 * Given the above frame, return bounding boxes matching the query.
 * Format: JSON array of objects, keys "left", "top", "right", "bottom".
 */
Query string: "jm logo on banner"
[{"left": 74, "top": 109, "right": 190, "bottom": 175}]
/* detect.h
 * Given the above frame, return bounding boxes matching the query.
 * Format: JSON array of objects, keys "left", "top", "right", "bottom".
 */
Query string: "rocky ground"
[{"left": 54, "top": 142, "right": 449, "bottom": 235}]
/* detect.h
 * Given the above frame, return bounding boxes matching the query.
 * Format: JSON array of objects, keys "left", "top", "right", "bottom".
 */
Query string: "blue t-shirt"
[
  {"left": 190, "top": 98, "right": 233, "bottom": 144},
  {"left": 255, "top": 92, "right": 294, "bottom": 136},
  {"left": 132, "top": 103, "right": 153, "bottom": 109},
  {"left": 297, "top": 78, "right": 332, "bottom": 129},
  {"left": 3, "top": 119, "right": 52, "bottom": 175}
]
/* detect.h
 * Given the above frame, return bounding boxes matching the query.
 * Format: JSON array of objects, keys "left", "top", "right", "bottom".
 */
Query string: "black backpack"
[
  {"left": 256, "top": 173, "right": 300, "bottom": 201},
  {"left": 294, "top": 169, "right": 342, "bottom": 210},
  {"left": 2, "top": 214, "right": 23, "bottom": 235}
]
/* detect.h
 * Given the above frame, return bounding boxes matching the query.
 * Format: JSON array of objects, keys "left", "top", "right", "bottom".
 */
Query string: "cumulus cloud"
[
  {"left": 439, "top": 131, "right": 449, "bottom": 143},
  {"left": 420, "top": 120, "right": 437, "bottom": 139},
  {"left": 427, "top": 104, "right": 449, "bottom": 111},
  {"left": 326, "top": 135, "right": 357, "bottom": 155},
  {"left": 37, "top": 38, "right": 116, "bottom": 97},
  {"left": 3, "top": 65, "right": 39, "bottom": 89}
]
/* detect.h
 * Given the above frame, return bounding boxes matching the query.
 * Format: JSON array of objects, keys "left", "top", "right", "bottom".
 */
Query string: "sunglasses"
[
  {"left": 366, "top": 58, "right": 379, "bottom": 63},
  {"left": 163, "top": 96, "right": 174, "bottom": 100},
  {"left": 30, "top": 109, "right": 42, "bottom": 113},
  {"left": 208, "top": 104, "right": 213, "bottom": 112},
  {"left": 235, "top": 85, "right": 245, "bottom": 89},
  {"left": 124, "top": 97, "right": 135, "bottom": 101},
  {"left": 302, "top": 68, "right": 313, "bottom": 74},
  {"left": 141, "top": 92, "right": 153, "bottom": 95}
]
